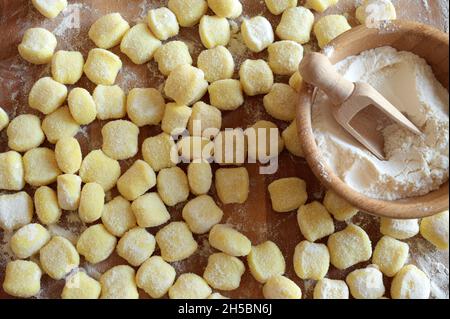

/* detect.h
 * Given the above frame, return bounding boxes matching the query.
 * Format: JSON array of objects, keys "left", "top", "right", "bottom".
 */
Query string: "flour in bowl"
[{"left": 312, "top": 46, "right": 449, "bottom": 200}]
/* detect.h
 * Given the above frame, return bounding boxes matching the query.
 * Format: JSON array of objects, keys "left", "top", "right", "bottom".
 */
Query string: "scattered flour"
[{"left": 312, "top": 46, "right": 449, "bottom": 200}]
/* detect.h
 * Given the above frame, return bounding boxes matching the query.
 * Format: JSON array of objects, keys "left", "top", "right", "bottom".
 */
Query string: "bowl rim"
[{"left": 296, "top": 20, "right": 449, "bottom": 219}]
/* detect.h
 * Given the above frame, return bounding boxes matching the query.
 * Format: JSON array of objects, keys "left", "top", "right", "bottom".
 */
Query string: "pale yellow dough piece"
[
  {"left": 323, "top": 190, "right": 359, "bottom": 221},
  {"left": 40, "top": 236, "right": 80, "bottom": 280},
  {"left": 79, "top": 182, "right": 105, "bottom": 223},
  {"left": 168, "top": 0, "right": 208, "bottom": 27},
  {"left": 156, "top": 222, "right": 198, "bottom": 262},
  {"left": 77, "top": 224, "right": 117, "bottom": 264},
  {"left": 10, "top": 223, "right": 50, "bottom": 259},
  {"left": 157, "top": 167, "right": 190, "bottom": 206},
  {"left": 29, "top": 77, "right": 67, "bottom": 115},
  {"left": 89, "top": 13, "right": 130, "bottom": 49},
  {"left": 289, "top": 71, "right": 304, "bottom": 92},
  {"left": 248, "top": 241, "right": 286, "bottom": 283},
  {"left": 0, "top": 151, "right": 24, "bottom": 191},
  {"left": 420, "top": 210, "right": 449, "bottom": 250},
  {"left": 169, "top": 273, "right": 212, "bottom": 299},
  {"left": 3, "top": 260, "right": 42, "bottom": 298},
  {"left": 127, "top": 88, "right": 165, "bottom": 127},
  {"left": 100, "top": 265, "right": 139, "bottom": 299},
  {"left": 215, "top": 167, "right": 249, "bottom": 204},
  {"left": 268, "top": 178, "right": 307, "bottom": 213},
  {"left": 0, "top": 192, "right": 33, "bottom": 231},
  {"left": 391, "top": 265, "right": 431, "bottom": 299},
  {"left": 154, "top": 41, "right": 193, "bottom": 76},
  {"left": 214, "top": 129, "right": 247, "bottom": 165},
  {"left": 297, "top": 201, "right": 334, "bottom": 242},
  {"left": 101, "top": 196, "right": 136, "bottom": 237},
  {"left": 55, "top": 137, "right": 82, "bottom": 174},
  {"left": 209, "top": 224, "right": 251, "bottom": 257},
  {"left": 380, "top": 217, "right": 419, "bottom": 240},
  {"left": 264, "top": 0, "right": 297, "bottom": 15},
  {"left": 164, "top": 64, "right": 208, "bottom": 106},
  {"left": 52, "top": 51, "right": 84, "bottom": 84},
  {"left": 42, "top": 106, "right": 80, "bottom": 144},
  {"left": 239, "top": 59, "right": 274, "bottom": 96},
  {"left": 117, "top": 160, "right": 156, "bottom": 201},
  {"left": 57, "top": 174, "right": 82, "bottom": 211},
  {"left": 62, "top": 271, "right": 101, "bottom": 299},
  {"left": 0, "top": 107, "right": 9, "bottom": 131},
  {"left": 313, "top": 279, "right": 349, "bottom": 299},
  {"left": 34, "top": 186, "right": 62, "bottom": 225},
  {"left": 207, "top": 0, "right": 242, "bottom": 18},
  {"left": 7, "top": 114, "right": 45, "bottom": 152},
  {"left": 117, "top": 227, "right": 156, "bottom": 267},
  {"left": 84, "top": 48, "right": 123, "bottom": 86},
  {"left": 241, "top": 16, "right": 274, "bottom": 53},
  {"left": 282, "top": 121, "right": 304, "bottom": 157},
  {"left": 356, "top": 0, "right": 397, "bottom": 25},
  {"left": 327, "top": 224, "right": 372, "bottom": 270},
  {"left": 372, "top": 236, "right": 409, "bottom": 277},
  {"left": 314, "top": 15, "right": 352, "bottom": 48},
  {"left": 209, "top": 79, "right": 244, "bottom": 111},
  {"left": 23, "top": 148, "right": 61, "bottom": 187},
  {"left": 276, "top": 7, "right": 315, "bottom": 44},
  {"left": 263, "top": 275, "right": 302, "bottom": 299},
  {"left": 93, "top": 84, "right": 126, "bottom": 120},
  {"left": 120, "top": 23, "right": 161, "bottom": 64},
  {"left": 101, "top": 120, "right": 139, "bottom": 160},
  {"left": 136, "top": 256, "right": 176, "bottom": 298},
  {"left": 147, "top": 7, "right": 179, "bottom": 41},
  {"left": 199, "top": 15, "right": 231, "bottom": 49},
  {"left": 346, "top": 266, "right": 385, "bottom": 299},
  {"left": 131, "top": 193, "right": 170, "bottom": 228},
  {"left": 32, "top": 0, "right": 67, "bottom": 19},
  {"left": 187, "top": 162, "right": 212, "bottom": 196},
  {"left": 79, "top": 150, "right": 121, "bottom": 191},
  {"left": 268, "top": 41, "right": 304, "bottom": 76},
  {"left": 293, "top": 241, "right": 330, "bottom": 280},
  {"left": 263, "top": 83, "right": 298, "bottom": 121},
  {"left": 142, "top": 133, "right": 178, "bottom": 171},
  {"left": 177, "top": 136, "right": 214, "bottom": 162},
  {"left": 18, "top": 27, "right": 57, "bottom": 64},
  {"left": 203, "top": 253, "right": 245, "bottom": 291},
  {"left": 182, "top": 195, "right": 223, "bottom": 234},
  {"left": 161, "top": 103, "right": 192, "bottom": 136},
  {"left": 68, "top": 88, "right": 97, "bottom": 125},
  {"left": 198, "top": 46, "right": 234, "bottom": 83},
  {"left": 306, "top": 0, "right": 339, "bottom": 12},
  {"left": 188, "top": 101, "right": 222, "bottom": 137}
]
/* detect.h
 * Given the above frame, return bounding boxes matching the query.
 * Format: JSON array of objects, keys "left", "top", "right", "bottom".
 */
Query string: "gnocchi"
[
  {"left": 93, "top": 84, "right": 127, "bottom": 120},
  {"left": 263, "top": 275, "right": 302, "bottom": 299},
  {"left": 293, "top": 241, "right": 330, "bottom": 280},
  {"left": 215, "top": 167, "right": 250, "bottom": 204},
  {"left": 276, "top": 7, "right": 315, "bottom": 44},
  {"left": 34, "top": 186, "right": 62, "bottom": 225},
  {"left": 420, "top": 211, "right": 449, "bottom": 250},
  {"left": 297, "top": 201, "right": 335, "bottom": 242},
  {"left": 41, "top": 106, "right": 80, "bottom": 144},
  {"left": 79, "top": 182, "right": 105, "bottom": 223},
  {"left": 89, "top": 13, "right": 130, "bottom": 49},
  {"left": 3, "top": 260, "right": 42, "bottom": 298},
  {"left": 0, "top": 191, "right": 33, "bottom": 232},
  {"left": 168, "top": 0, "right": 208, "bottom": 27},
  {"left": 0, "top": 107, "right": 8, "bottom": 131},
  {"left": 263, "top": 83, "right": 298, "bottom": 121},
  {"left": 247, "top": 120, "right": 284, "bottom": 162},
  {"left": 62, "top": 271, "right": 101, "bottom": 299},
  {"left": 268, "top": 41, "right": 304, "bottom": 75},
  {"left": 323, "top": 190, "right": 359, "bottom": 221},
  {"left": 84, "top": 48, "right": 123, "bottom": 85},
  {"left": 68, "top": 88, "right": 97, "bottom": 125},
  {"left": 282, "top": 121, "right": 304, "bottom": 157},
  {"left": 197, "top": 46, "right": 235, "bottom": 83},
  {"left": 188, "top": 102, "right": 222, "bottom": 137},
  {"left": 203, "top": 253, "right": 245, "bottom": 291},
  {"left": 32, "top": 0, "right": 67, "bottom": 19},
  {"left": 199, "top": 15, "right": 231, "bottom": 49},
  {"left": 127, "top": 88, "right": 165, "bottom": 127},
  {"left": 182, "top": 195, "right": 223, "bottom": 234},
  {"left": 0, "top": 151, "right": 25, "bottom": 191},
  {"left": 156, "top": 222, "right": 198, "bottom": 262},
  {"left": 248, "top": 241, "right": 286, "bottom": 283},
  {"left": 120, "top": 23, "right": 161, "bottom": 65},
  {"left": 18, "top": 27, "right": 57, "bottom": 64},
  {"left": 161, "top": 103, "right": 192, "bottom": 136},
  {"left": 117, "top": 227, "right": 156, "bottom": 267},
  {"left": 391, "top": 265, "right": 431, "bottom": 299},
  {"left": 209, "top": 224, "right": 251, "bottom": 257},
  {"left": 136, "top": 256, "right": 176, "bottom": 298},
  {"left": 57, "top": 174, "right": 82, "bottom": 211},
  {"left": 40, "top": 236, "right": 80, "bottom": 280},
  {"left": 213, "top": 129, "right": 247, "bottom": 165},
  {"left": 164, "top": 64, "right": 208, "bottom": 106},
  {"left": 380, "top": 217, "right": 419, "bottom": 240},
  {"left": 264, "top": 0, "right": 297, "bottom": 15},
  {"left": 169, "top": 273, "right": 212, "bottom": 299},
  {"left": 55, "top": 137, "right": 82, "bottom": 174},
  {"left": 314, "top": 15, "right": 352, "bottom": 48},
  {"left": 10, "top": 223, "right": 50, "bottom": 259},
  {"left": 268, "top": 177, "right": 307, "bottom": 213},
  {"left": 239, "top": 59, "right": 274, "bottom": 96},
  {"left": 372, "top": 236, "right": 409, "bottom": 277},
  {"left": 241, "top": 16, "right": 274, "bottom": 53},
  {"left": 187, "top": 162, "right": 212, "bottom": 196},
  {"left": 147, "top": 7, "right": 179, "bottom": 41},
  {"left": 117, "top": 160, "right": 156, "bottom": 201},
  {"left": 29, "top": 77, "right": 67, "bottom": 115},
  {"left": 52, "top": 50, "right": 84, "bottom": 85},
  {"left": 356, "top": 0, "right": 397, "bottom": 25},
  {"left": 157, "top": 167, "right": 190, "bottom": 207},
  {"left": 346, "top": 266, "right": 385, "bottom": 299},
  {"left": 207, "top": 0, "right": 242, "bottom": 18},
  {"left": 142, "top": 133, "right": 178, "bottom": 171},
  {"left": 313, "top": 279, "right": 349, "bottom": 299},
  {"left": 79, "top": 150, "right": 121, "bottom": 191},
  {"left": 7, "top": 115, "right": 45, "bottom": 152},
  {"left": 101, "top": 120, "right": 139, "bottom": 160},
  {"left": 76, "top": 224, "right": 117, "bottom": 264},
  {"left": 24, "top": 148, "right": 61, "bottom": 187},
  {"left": 100, "top": 265, "right": 139, "bottom": 299},
  {"left": 306, "top": 0, "right": 339, "bottom": 13},
  {"left": 154, "top": 41, "right": 193, "bottom": 76},
  {"left": 208, "top": 79, "right": 244, "bottom": 111},
  {"left": 101, "top": 196, "right": 136, "bottom": 237},
  {"left": 131, "top": 193, "right": 170, "bottom": 228}
]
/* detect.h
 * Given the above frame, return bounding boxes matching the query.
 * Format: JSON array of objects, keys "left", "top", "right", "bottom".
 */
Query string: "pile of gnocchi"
[{"left": 0, "top": 0, "right": 448, "bottom": 300}]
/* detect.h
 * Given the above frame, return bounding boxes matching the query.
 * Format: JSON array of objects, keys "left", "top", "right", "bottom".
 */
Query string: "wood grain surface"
[{"left": 0, "top": 0, "right": 448, "bottom": 299}]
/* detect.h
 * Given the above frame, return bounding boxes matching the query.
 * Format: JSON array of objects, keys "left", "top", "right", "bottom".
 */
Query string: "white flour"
[{"left": 312, "top": 46, "right": 449, "bottom": 200}]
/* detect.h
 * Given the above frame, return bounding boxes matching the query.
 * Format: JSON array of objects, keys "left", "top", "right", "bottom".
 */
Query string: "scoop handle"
[{"left": 299, "top": 52, "right": 355, "bottom": 106}]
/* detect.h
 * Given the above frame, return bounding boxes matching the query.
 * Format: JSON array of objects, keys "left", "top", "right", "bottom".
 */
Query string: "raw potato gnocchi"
[
  {"left": 10, "top": 223, "right": 50, "bottom": 259},
  {"left": 293, "top": 241, "right": 330, "bottom": 280},
  {"left": 117, "top": 227, "right": 156, "bottom": 267},
  {"left": 131, "top": 193, "right": 170, "bottom": 228},
  {"left": 7, "top": 114, "right": 45, "bottom": 152},
  {"left": 117, "top": 160, "right": 156, "bottom": 201},
  {"left": 289, "top": 71, "right": 304, "bottom": 92},
  {"left": 0, "top": 192, "right": 33, "bottom": 231},
  {"left": 268, "top": 41, "right": 304, "bottom": 76},
  {"left": 147, "top": 7, "right": 179, "bottom": 41},
  {"left": 215, "top": 167, "right": 250, "bottom": 204},
  {"left": 168, "top": 0, "right": 208, "bottom": 27},
  {"left": 62, "top": 271, "right": 101, "bottom": 300},
  {"left": 263, "top": 83, "right": 298, "bottom": 121},
  {"left": 100, "top": 265, "right": 139, "bottom": 299},
  {"left": 164, "top": 65, "right": 208, "bottom": 106},
  {"left": 247, "top": 120, "right": 284, "bottom": 162},
  {"left": 34, "top": 186, "right": 62, "bottom": 225},
  {"left": 55, "top": 137, "right": 82, "bottom": 174},
  {"left": 297, "top": 201, "right": 335, "bottom": 242},
  {"left": 209, "top": 224, "right": 251, "bottom": 257},
  {"left": 420, "top": 210, "right": 449, "bottom": 250},
  {"left": 314, "top": 15, "right": 352, "bottom": 48},
  {"left": 84, "top": 48, "right": 123, "bottom": 86},
  {"left": 372, "top": 236, "right": 409, "bottom": 277},
  {"left": 40, "top": 236, "right": 80, "bottom": 280},
  {"left": 248, "top": 241, "right": 286, "bottom": 283},
  {"left": 313, "top": 279, "right": 349, "bottom": 299},
  {"left": 0, "top": 107, "right": 9, "bottom": 131},
  {"left": 157, "top": 167, "right": 190, "bottom": 207},
  {"left": 52, "top": 50, "right": 84, "bottom": 85},
  {"left": 346, "top": 266, "right": 385, "bottom": 299},
  {"left": 136, "top": 256, "right": 176, "bottom": 298},
  {"left": 32, "top": 0, "right": 67, "bottom": 19},
  {"left": 41, "top": 106, "right": 80, "bottom": 144},
  {"left": 264, "top": 0, "right": 297, "bottom": 15},
  {"left": 68, "top": 88, "right": 97, "bottom": 125},
  {"left": 208, "top": 0, "right": 242, "bottom": 18},
  {"left": 76, "top": 224, "right": 117, "bottom": 264},
  {"left": 187, "top": 162, "right": 213, "bottom": 196},
  {"left": 268, "top": 177, "right": 307, "bottom": 213},
  {"left": 182, "top": 195, "right": 223, "bottom": 234},
  {"left": 188, "top": 102, "right": 222, "bottom": 137},
  {"left": 79, "top": 182, "right": 105, "bottom": 223},
  {"left": 276, "top": 7, "right": 315, "bottom": 44},
  {"left": 89, "top": 13, "right": 130, "bottom": 49},
  {"left": 120, "top": 23, "right": 161, "bottom": 65},
  {"left": 199, "top": 15, "right": 231, "bottom": 49},
  {"left": 239, "top": 59, "right": 274, "bottom": 96},
  {"left": 142, "top": 133, "right": 178, "bottom": 171},
  {"left": 169, "top": 273, "right": 212, "bottom": 299},
  {"left": 391, "top": 265, "right": 431, "bottom": 299},
  {"left": 197, "top": 46, "right": 235, "bottom": 83},
  {"left": 214, "top": 129, "right": 248, "bottom": 165},
  {"left": 241, "top": 16, "right": 274, "bottom": 53},
  {"left": 203, "top": 253, "right": 245, "bottom": 291},
  {"left": 101, "top": 196, "right": 136, "bottom": 237},
  {"left": 18, "top": 27, "right": 57, "bottom": 64},
  {"left": 127, "top": 88, "right": 165, "bottom": 127},
  {"left": 323, "top": 190, "right": 359, "bottom": 221},
  {"left": 79, "top": 150, "right": 121, "bottom": 191},
  {"left": 282, "top": 121, "right": 304, "bottom": 157},
  {"left": 154, "top": 41, "right": 193, "bottom": 76},
  {"left": 93, "top": 85, "right": 127, "bottom": 120},
  {"left": 356, "top": 0, "right": 397, "bottom": 25},
  {"left": 57, "top": 174, "right": 82, "bottom": 211},
  {"left": 263, "top": 275, "right": 302, "bottom": 299},
  {"left": 156, "top": 222, "right": 198, "bottom": 262},
  {"left": 380, "top": 217, "right": 419, "bottom": 240},
  {"left": 24, "top": 148, "right": 61, "bottom": 187},
  {"left": 29, "top": 77, "right": 68, "bottom": 115},
  {"left": 2, "top": 260, "right": 42, "bottom": 298},
  {"left": 209, "top": 79, "right": 244, "bottom": 111},
  {"left": 101, "top": 120, "right": 140, "bottom": 160},
  {"left": 0, "top": 151, "right": 25, "bottom": 191},
  {"left": 306, "top": 0, "right": 339, "bottom": 12}
]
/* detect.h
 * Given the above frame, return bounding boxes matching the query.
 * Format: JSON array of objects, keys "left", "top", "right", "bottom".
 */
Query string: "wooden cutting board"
[{"left": 0, "top": 0, "right": 448, "bottom": 299}]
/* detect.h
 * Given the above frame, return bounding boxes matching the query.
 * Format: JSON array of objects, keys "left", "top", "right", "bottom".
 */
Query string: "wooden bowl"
[{"left": 297, "top": 20, "right": 449, "bottom": 219}]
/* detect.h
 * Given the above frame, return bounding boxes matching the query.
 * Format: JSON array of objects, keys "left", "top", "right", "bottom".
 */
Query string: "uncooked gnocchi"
[
  {"left": 84, "top": 48, "right": 123, "bottom": 86},
  {"left": 3, "top": 260, "right": 42, "bottom": 298},
  {"left": 136, "top": 256, "right": 176, "bottom": 298},
  {"left": 32, "top": 0, "right": 67, "bottom": 19},
  {"left": 157, "top": 167, "right": 190, "bottom": 207},
  {"left": 41, "top": 106, "right": 80, "bottom": 144},
  {"left": 197, "top": 46, "right": 234, "bottom": 83},
  {"left": 282, "top": 121, "right": 304, "bottom": 157},
  {"left": 7, "top": 114, "right": 45, "bottom": 152},
  {"left": 18, "top": 27, "right": 57, "bottom": 64},
  {"left": 68, "top": 88, "right": 97, "bottom": 125},
  {"left": 62, "top": 271, "right": 101, "bottom": 300},
  {"left": 156, "top": 222, "right": 198, "bottom": 262},
  {"left": 297, "top": 201, "right": 335, "bottom": 242},
  {"left": 264, "top": 0, "right": 297, "bottom": 15},
  {"left": 276, "top": 7, "right": 314, "bottom": 44},
  {"left": 293, "top": 241, "right": 330, "bottom": 280},
  {"left": 356, "top": 0, "right": 397, "bottom": 25},
  {"left": 209, "top": 224, "right": 251, "bottom": 257},
  {"left": 380, "top": 217, "right": 419, "bottom": 240},
  {"left": 52, "top": 50, "right": 84, "bottom": 85},
  {"left": 79, "top": 182, "right": 105, "bottom": 223},
  {"left": 314, "top": 15, "right": 352, "bottom": 48},
  {"left": 10, "top": 223, "right": 50, "bottom": 259},
  {"left": 0, "top": 151, "right": 25, "bottom": 191},
  {"left": 182, "top": 195, "right": 223, "bottom": 234},
  {"left": 131, "top": 193, "right": 170, "bottom": 228},
  {"left": 239, "top": 59, "right": 274, "bottom": 96},
  {"left": 263, "top": 275, "right": 302, "bottom": 299},
  {"left": 127, "top": 88, "right": 165, "bottom": 127},
  {"left": 241, "top": 16, "right": 274, "bottom": 53},
  {"left": 154, "top": 41, "right": 193, "bottom": 76},
  {"left": 268, "top": 41, "right": 304, "bottom": 75},
  {"left": 24, "top": 147, "right": 61, "bottom": 187},
  {"left": 323, "top": 190, "right": 359, "bottom": 221},
  {"left": 0, "top": 107, "right": 9, "bottom": 131},
  {"left": 199, "top": 15, "right": 231, "bottom": 49},
  {"left": 268, "top": 177, "right": 307, "bottom": 213},
  {"left": 246, "top": 120, "right": 284, "bottom": 162},
  {"left": 215, "top": 167, "right": 249, "bottom": 204},
  {"left": 0, "top": 192, "right": 33, "bottom": 231},
  {"left": 76, "top": 224, "right": 117, "bottom": 264},
  {"left": 101, "top": 120, "right": 139, "bottom": 160},
  {"left": 306, "top": 0, "right": 339, "bottom": 12},
  {"left": 57, "top": 174, "right": 82, "bottom": 211},
  {"left": 168, "top": 0, "right": 208, "bottom": 27},
  {"left": 100, "top": 265, "right": 139, "bottom": 299},
  {"left": 117, "top": 160, "right": 156, "bottom": 201},
  {"left": 248, "top": 241, "right": 286, "bottom": 283},
  {"left": 29, "top": 77, "right": 67, "bottom": 115},
  {"left": 372, "top": 236, "right": 409, "bottom": 277},
  {"left": 203, "top": 253, "right": 245, "bottom": 291},
  {"left": 79, "top": 150, "right": 121, "bottom": 191},
  {"left": 101, "top": 196, "right": 136, "bottom": 237},
  {"left": 34, "top": 186, "right": 62, "bottom": 225},
  {"left": 169, "top": 273, "right": 212, "bottom": 299},
  {"left": 117, "top": 227, "right": 156, "bottom": 267},
  {"left": 346, "top": 265, "right": 385, "bottom": 299},
  {"left": 263, "top": 83, "right": 298, "bottom": 121},
  {"left": 209, "top": 79, "right": 244, "bottom": 111},
  {"left": 120, "top": 23, "right": 161, "bottom": 65},
  {"left": 313, "top": 278, "right": 349, "bottom": 299},
  {"left": 188, "top": 102, "right": 222, "bottom": 137},
  {"left": 89, "top": 13, "right": 130, "bottom": 49},
  {"left": 55, "top": 136, "right": 82, "bottom": 174},
  {"left": 40, "top": 236, "right": 80, "bottom": 280},
  {"left": 147, "top": 7, "right": 179, "bottom": 41},
  {"left": 93, "top": 84, "right": 127, "bottom": 120},
  {"left": 420, "top": 210, "right": 449, "bottom": 250},
  {"left": 164, "top": 64, "right": 208, "bottom": 106},
  {"left": 207, "top": 0, "right": 242, "bottom": 18},
  {"left": 187, "top": 162, "right": 213, "bottom": 196},
  {"left": 142, "top": 133, "right": 178, "bottom": 171},
  {"left": 391, "top": 265, "right": 431, "bottom": 299}
]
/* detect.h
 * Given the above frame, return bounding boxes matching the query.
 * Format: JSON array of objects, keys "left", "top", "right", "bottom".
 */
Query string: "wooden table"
[{"left": 0, "top": 0, "right": 448, "bottom": 299}]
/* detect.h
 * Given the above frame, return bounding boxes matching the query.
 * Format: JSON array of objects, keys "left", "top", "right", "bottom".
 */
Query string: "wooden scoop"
[{"left": 299, "top": 52, "right": 422, "bottom": 160}]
